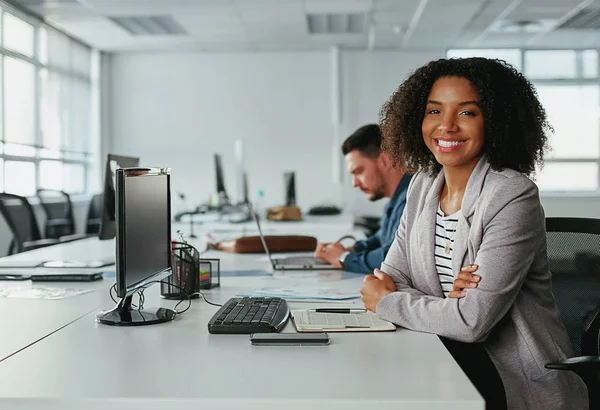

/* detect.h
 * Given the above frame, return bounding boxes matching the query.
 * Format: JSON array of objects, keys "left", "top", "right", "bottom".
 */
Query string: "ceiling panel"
[
  {"left": 404, "top": 0, "right": 487, "bottom": 48},
  {"left": 7, "top": 0, "right": 600, "bottom": 52},
  {"left": 234, "top": 1, "right": 305, "bottom": 24},
  {"left": 304, "top": 0, "right": 373, "bottom": 14},
  {"left": 79, "top": 0, "right": 233, "bottom": 16}
]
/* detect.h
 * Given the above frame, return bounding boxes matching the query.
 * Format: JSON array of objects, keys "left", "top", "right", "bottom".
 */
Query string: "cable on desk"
[{"left": 107, "top": 275, "right": 222, "bottom": 317}]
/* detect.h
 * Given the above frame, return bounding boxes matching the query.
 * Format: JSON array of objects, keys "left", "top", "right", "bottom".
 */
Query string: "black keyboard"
[{"left": 208, "top": 297, "right": 289, "bottom": 334}]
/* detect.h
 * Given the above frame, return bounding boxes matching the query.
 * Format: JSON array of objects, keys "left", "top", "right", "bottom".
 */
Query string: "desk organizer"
[
  {"left": 199, "top": 258, "right": 220, "bottom": 289},
  {"left": 161, "top": 241, "right": 201, "bottom": 299}
]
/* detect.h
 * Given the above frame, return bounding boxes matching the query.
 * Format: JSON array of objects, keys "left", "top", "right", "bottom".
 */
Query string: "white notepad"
[{"left": 291, "top": 310, "right": 396, "bottom": 332}]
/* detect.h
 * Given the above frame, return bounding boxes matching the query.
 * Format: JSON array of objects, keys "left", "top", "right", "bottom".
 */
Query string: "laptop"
[
  {"left": 30, "top": 270, "right": 104, "bottom": 282},
  {"left": 250, "top": 206, "right": 340, "bottom": 271},
  {"left": 40, "top": 259, "right": 114, "bottom": 269}
]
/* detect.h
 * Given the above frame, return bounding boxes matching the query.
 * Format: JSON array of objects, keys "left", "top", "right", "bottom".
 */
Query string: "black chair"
[
  {"left": 37, "top": 189, "right": 76, "bottom": 238},
  {"left": 353, "top": 215, "right": 381, "bottom": 237},
  {"left": 0, "top": 193, "right": 59, "bottom": 255},
  {"left": 544, "top": 217, "right": 600, "bottom": 409},
  {"left": 86, "top": 193, "right": 103, "bottom": 235}
]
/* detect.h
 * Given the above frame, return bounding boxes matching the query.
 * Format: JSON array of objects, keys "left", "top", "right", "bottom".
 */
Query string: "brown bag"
[
  {"left": 266, "top": 206, "right": 302, "bottom": 221},
  {"left": 214, "top": 235, "right": 316, "bottom": 254}
]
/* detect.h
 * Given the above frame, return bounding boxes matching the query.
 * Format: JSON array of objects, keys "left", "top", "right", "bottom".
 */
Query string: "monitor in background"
[
  {"left": 99, "top": 154, "right": 140, "bottom": 240},
  {"left": 241, "top": 171, "right": 249, "bottom": 204},
  {"left": 284, "top": 171, "right": 296, "bottom": 206},
  {"left": 214, "top": 153, "right": 230, "bottom": 207},
  {"left": 96, "top": 167, "right": 174, "bottom": 326}
]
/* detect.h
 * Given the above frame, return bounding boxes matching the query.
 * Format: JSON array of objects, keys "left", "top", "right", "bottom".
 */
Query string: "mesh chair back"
[
  {"left": 86, "top": 193, "right": 103, "bottom": 234},
  {"left": 37, "top": 190, "right": 73, "bottom": 220},
  {"left": 546, "top": 217, "right": 600, "bottom": 356},
  {"left": 0, "top": 193, "right": 42, "bottom": 254},
  {"left": 37, "top": 189, "right": 75, "bottom": 237}
]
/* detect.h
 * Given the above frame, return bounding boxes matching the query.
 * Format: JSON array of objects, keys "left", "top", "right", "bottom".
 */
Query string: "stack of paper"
[{"left": 235, "top": 287, "right": 359, "bottom": 301}]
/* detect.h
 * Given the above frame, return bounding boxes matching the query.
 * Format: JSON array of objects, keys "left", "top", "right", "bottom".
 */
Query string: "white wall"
[
  {"left": 108, "top": 50, "right": 600, "bottom": 219},
  {"left": 109, "top": 52, "right": 334, "bottom": 215},
  {"left": 108, "top": 50, "right": 443, "bottom": 216}
]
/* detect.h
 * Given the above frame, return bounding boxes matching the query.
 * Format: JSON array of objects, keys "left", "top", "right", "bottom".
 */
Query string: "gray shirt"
[{"left": 376, "top": 155, "right": 588, "bottom": 410}]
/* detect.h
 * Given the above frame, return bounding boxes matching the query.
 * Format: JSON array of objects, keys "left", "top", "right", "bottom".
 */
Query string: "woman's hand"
[
  {"left": 447, "top": 264, "right": 480, "bottom": 298},
  {"left": 360, "top": 269, "right": 396, "bottom": 312}
]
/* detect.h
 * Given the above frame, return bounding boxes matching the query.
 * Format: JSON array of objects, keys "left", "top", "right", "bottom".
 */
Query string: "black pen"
[{"left": 313, "top": 308, "right": 367, "bottom": 314}]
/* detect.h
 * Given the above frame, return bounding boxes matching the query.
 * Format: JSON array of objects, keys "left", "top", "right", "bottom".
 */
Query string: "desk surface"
[
  {"left": 0, "top": 239, "right": 114, "bottom": 361},
  {"left": 0, "top": 227, "right": 483, "bottom": 409}
]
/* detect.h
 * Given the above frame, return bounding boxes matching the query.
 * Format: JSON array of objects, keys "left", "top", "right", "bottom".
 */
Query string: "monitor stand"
[{"left": 96, "top": 294, "right": 175, "bottom": 326}]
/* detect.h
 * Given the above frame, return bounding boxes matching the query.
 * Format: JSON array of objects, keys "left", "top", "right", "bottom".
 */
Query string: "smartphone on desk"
[{"left": 250, "top": 332, "right": 330, "bottom": 346}]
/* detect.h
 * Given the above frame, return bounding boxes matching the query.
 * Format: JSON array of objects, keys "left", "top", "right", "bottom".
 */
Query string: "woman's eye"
[
  {"left": 427, "top": 109, "right": 440, "bottom": 114},
  {"left": 460, "top": 111, "right": 474, "bottom": 116}
]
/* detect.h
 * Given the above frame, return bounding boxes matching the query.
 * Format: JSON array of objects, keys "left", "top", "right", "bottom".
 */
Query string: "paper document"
[
  {"left": 235, "top": 287, "right": 359, "bottom": 300},
  {"left": 291, "top": 310, "right": 396, "bottom": 332},
  {"left": 0, "top": 287, "right": 94, "bottom": 300}
]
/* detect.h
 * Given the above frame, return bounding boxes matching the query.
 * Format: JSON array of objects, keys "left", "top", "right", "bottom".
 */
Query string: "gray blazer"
[{"left": 377, "top": 155, "right": 588, "bottom": 409}]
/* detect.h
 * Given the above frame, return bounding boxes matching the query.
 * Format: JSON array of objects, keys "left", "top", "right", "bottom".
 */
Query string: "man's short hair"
[{"left": 341, "top": 124, "right": 382, "bottom": 158}]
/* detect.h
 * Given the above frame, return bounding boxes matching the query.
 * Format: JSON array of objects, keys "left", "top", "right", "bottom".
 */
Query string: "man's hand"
[
  {"left": 360, "top": 269, "right": 396, "bottom": 312},
  {"left": 447, "top": 264, "right": 480, "bottom": 299},
  {"left": 314, "top": 242, "right": 332, "bottom": 256},
  {"left": 314, "top": 242, "right": 345, "bottom": 268}
]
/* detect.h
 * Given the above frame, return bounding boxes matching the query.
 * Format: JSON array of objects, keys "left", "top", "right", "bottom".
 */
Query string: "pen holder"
[
  {"left": 199, "top": 258, "right": 220, "bottom": 289},
  {"left": 161, "top": 241, "right": 201, "bottom": 299}
]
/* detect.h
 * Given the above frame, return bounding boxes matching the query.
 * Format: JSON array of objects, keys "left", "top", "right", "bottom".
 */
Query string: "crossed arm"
[{"left": 360, "top": 179, "right": 543, "bottom": 343}]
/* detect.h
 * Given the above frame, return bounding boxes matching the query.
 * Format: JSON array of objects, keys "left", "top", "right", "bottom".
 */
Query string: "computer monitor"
[
  {"left": 214, "top": 153, "right": 230, "bottom": 207},
  {"left": 96, "top": 167, "right": 174, "bottom": 326},
  {"left": 99, "top": 154, "right": 140, "bottom": 240},
  {"left": 284, "top": 171, "right": 296, "bottom": 206},
  {"left": 241, "top": 171, "right": 249, "bottom": 204}
]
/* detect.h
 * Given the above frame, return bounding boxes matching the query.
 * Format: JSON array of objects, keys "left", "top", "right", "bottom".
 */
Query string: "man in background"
[{"left": 315, "top": 124, "right": 411, "bottom": 273}]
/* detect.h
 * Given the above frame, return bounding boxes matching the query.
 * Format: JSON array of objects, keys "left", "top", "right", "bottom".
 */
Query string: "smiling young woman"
[{"left": 358, "top": 57, "right": 588, "bottom": 410}]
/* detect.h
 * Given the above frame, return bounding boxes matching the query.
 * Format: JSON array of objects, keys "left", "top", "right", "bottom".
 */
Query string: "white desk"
[
  {"left": 0, "top": 234, "right": 483, "bottom": 409},
  {"left": 0, "top": 239, "right": 115, "bottom": 361}
]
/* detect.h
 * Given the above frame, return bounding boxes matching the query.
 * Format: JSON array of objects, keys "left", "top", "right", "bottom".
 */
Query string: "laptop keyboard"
[{"left": 280, "top": 256, "right": 329, "bottom": 266}]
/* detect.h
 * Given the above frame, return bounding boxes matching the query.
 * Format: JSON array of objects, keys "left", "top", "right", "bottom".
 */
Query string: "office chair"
[
  {"left": 544, "top": 217, "right": 600, "bottom": 409},
  {"left": 37, "top": 189, "right": 76, "bottom": 238},
  {"left": 0, "top": 193, "right": 59, "bottom": 255},
  {"left": 86, "top": 193, "right": 103, "bottom": 234},
  {"left": 353, "top": 215, "right": 380, "bottom": 237}
]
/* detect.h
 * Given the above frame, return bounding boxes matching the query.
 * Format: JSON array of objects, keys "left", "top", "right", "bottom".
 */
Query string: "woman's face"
[{"left": 421, "top": 76, "right": 485, "bottom": 170}]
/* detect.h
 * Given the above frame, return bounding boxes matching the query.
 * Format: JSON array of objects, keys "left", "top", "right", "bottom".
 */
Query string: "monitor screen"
[
  {"left": 99, "top": 154, "right": 140, "bottom": 240},
  {"left": 115, "top": 168, "right": 171, "bottom": 298},
  {"left": 214, "top": 153, "right": 229, "bottom": 203},
  {"left": 284, "top": 171, "right": 296, "bottom": 206}
]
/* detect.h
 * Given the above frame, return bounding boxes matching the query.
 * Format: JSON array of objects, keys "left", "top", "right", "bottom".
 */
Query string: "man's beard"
[{"left": 368, "top": 191, "right": 385, "bottom": 202}]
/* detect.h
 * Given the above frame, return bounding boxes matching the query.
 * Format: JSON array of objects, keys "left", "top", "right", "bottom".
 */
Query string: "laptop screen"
[{"left": 248, "top": 204, "right": 276, "bottom": 268}]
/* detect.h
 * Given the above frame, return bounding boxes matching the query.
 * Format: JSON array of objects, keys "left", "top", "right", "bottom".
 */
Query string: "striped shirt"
[{"left": 435, "top": 204, "right": 460, "bottom": 297}]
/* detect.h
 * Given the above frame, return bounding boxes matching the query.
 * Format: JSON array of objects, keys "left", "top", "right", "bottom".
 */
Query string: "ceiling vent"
[
  {"left": 558, "top": 7, "right": 600, "bottom": 30},
  {"left": 109, "top": 15, "right": 187, "bottom": 36},
  {"left": 307, "top": 13, "right": 366, "bottom": 34}
]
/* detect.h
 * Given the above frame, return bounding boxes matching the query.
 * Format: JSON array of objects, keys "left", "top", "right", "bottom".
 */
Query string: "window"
[
  {"left": 0, "top": 3, "right": 97, "bottom": 196},
  {"left": 4, "top": 57, "right": 35, "bottom": 145},
  {"left": 3, "top": 12, "right": 34, "bottom": 57},
  {"left": 447, "top": 48, "right": 600, "bottom": 194}
]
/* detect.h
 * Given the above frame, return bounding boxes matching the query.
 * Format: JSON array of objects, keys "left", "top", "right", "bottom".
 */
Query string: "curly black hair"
[{"left": 379, "top": 57, "right": 552, "bottom": 176}]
